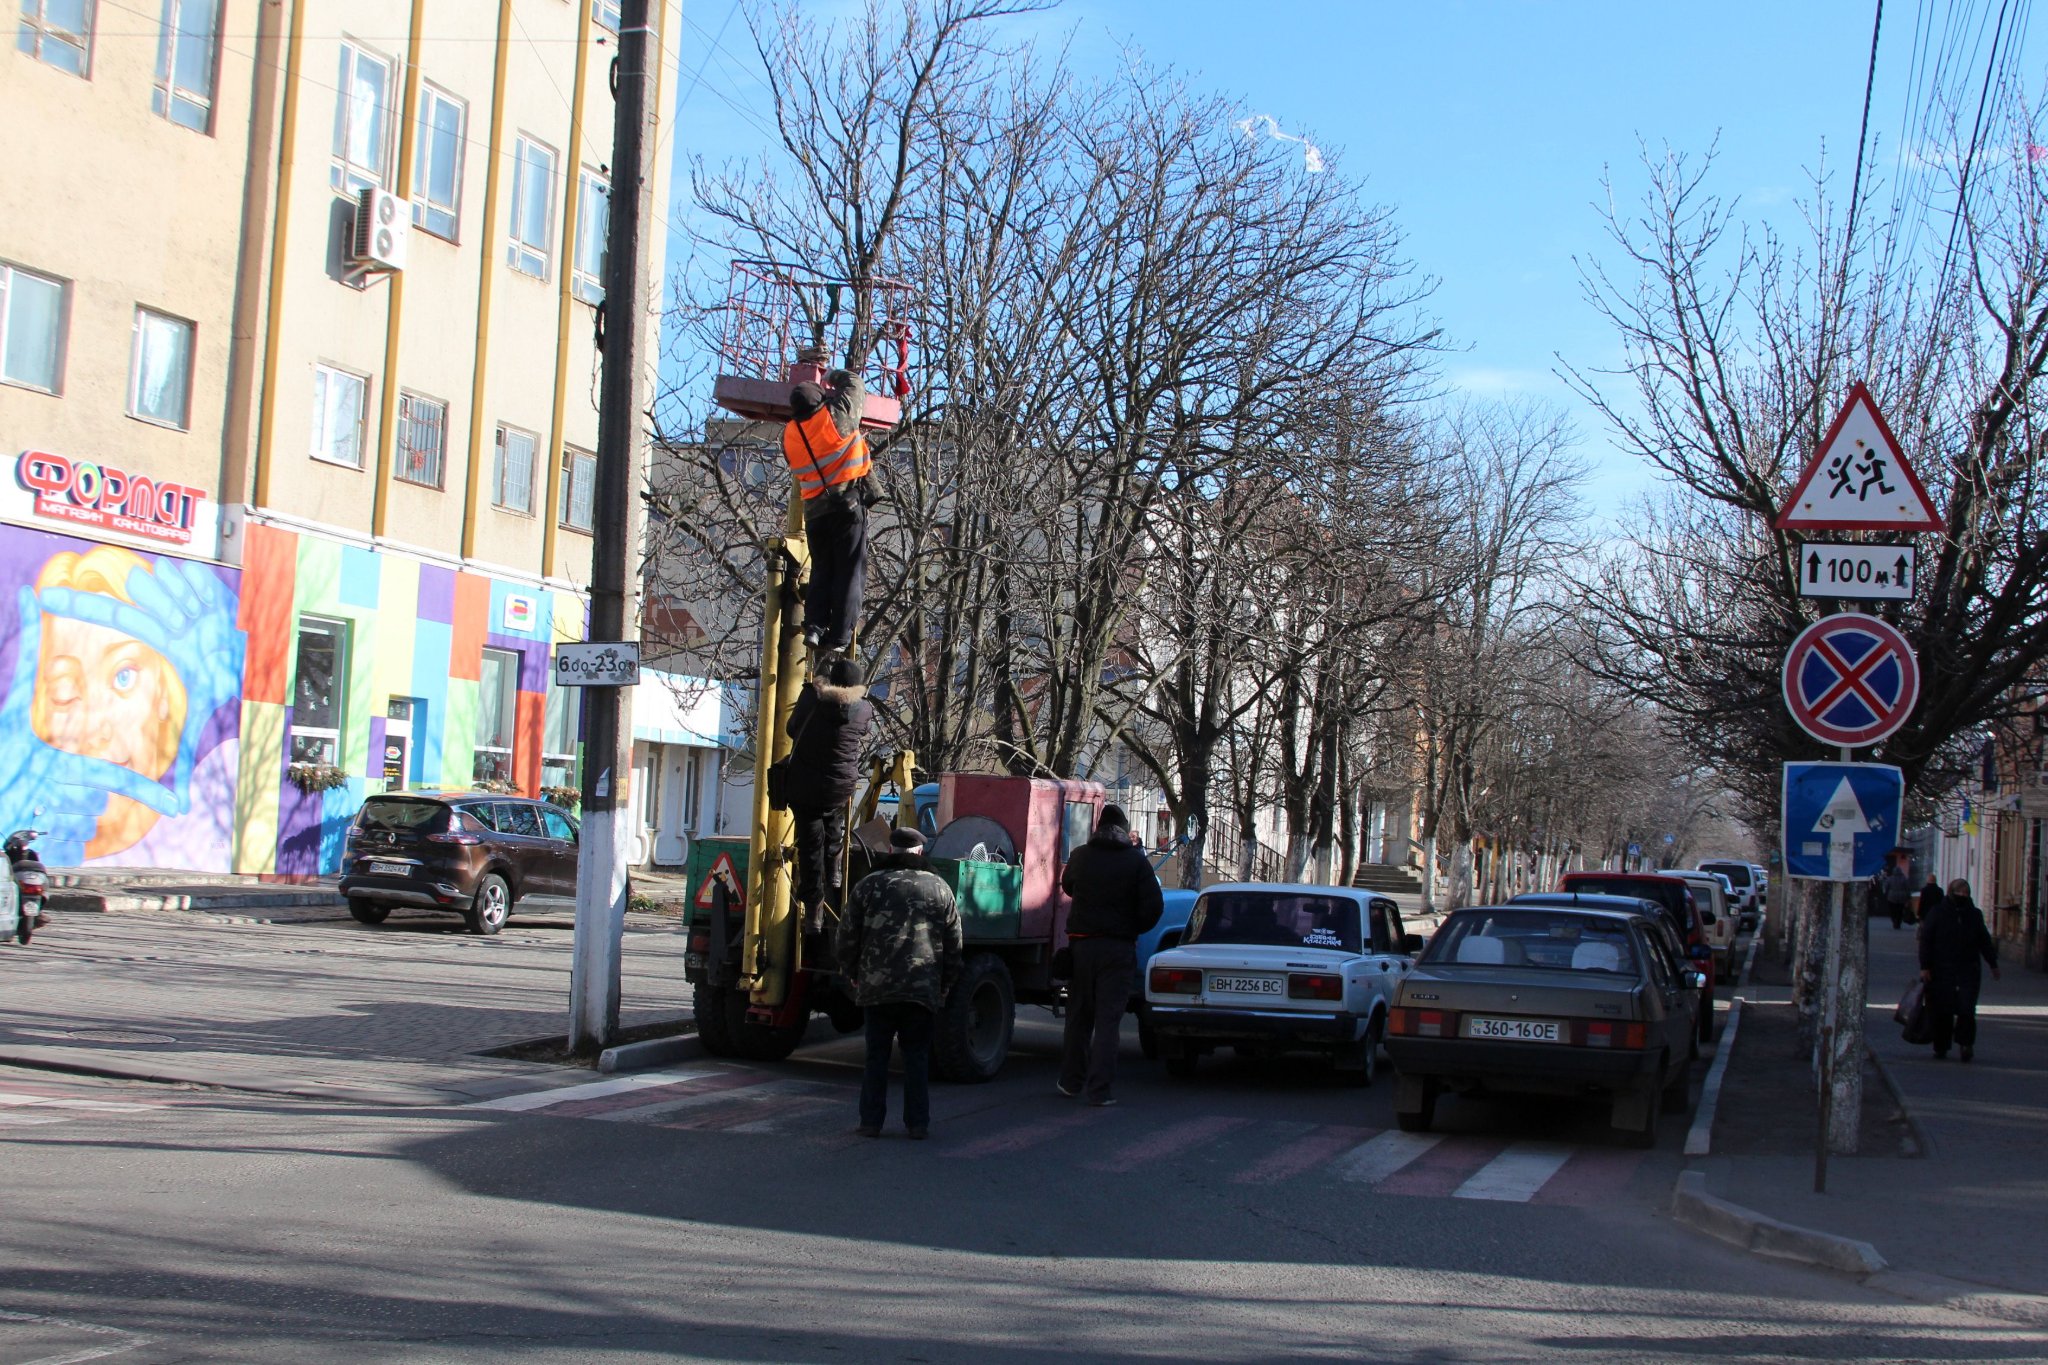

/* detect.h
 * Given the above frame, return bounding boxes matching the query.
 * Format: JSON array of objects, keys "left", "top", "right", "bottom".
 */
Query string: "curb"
[
  {"left": 1863, "top": 1043, "right": 1935, "bottom": 1159},
  {"left": 1670, "top": 1170, "right": 1888, "bottom": 1275},
  {"left": 598, "top": 1032, "right": 705, "bottom": 1073},
  {"left": 50, "top": 890, "right": 345, "bottom": 915},
  {"left": 0, "top": 1050, "right": 439, "bottom": 1108},
  {"left": 1863, "top": 1270, "right": 2048, "bottom": 1328},
  {"left": 1683, "top": 996, "right": 1743, "bottom": 1156}
]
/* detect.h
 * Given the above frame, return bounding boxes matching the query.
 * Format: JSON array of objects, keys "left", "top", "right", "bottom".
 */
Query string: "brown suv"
[{"left": 339, "top": 793, "right": 580, "bottom": 934}]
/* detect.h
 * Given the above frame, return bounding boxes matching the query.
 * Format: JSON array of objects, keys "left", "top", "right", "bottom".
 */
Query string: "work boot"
[{"left": 1961, "top": 1047, "right": 1974, "bottom": 1063}]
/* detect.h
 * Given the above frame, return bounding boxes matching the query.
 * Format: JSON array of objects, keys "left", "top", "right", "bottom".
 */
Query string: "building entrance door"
[{"left": 384, "top": 698, "right": 416, "bottom": 788}]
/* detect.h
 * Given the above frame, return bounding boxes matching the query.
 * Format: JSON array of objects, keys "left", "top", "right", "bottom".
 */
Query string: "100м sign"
[{"left": 553, "top": 642, "right": 641, "bottom": 687}]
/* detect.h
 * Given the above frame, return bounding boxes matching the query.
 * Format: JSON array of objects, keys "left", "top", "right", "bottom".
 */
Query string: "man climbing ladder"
[{"left": 782, "top": 362, "right": 870, "bottom": 653}]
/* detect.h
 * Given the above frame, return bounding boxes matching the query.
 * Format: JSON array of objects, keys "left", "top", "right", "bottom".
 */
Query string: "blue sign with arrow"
[{"left": 1781, "top": 761, "right": 1905, "bottom": 882}]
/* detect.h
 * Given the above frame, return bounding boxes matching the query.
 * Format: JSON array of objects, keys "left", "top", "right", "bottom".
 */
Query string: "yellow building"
[{"left": 0, "top": 0, "right": 678, "bottom": 874}]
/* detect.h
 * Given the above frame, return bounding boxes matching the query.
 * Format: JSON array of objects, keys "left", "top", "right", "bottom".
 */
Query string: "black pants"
[
  {"left": 860, "top": 1002, "right": 932, "bottom": 1130},
  {"left": 791, "top": 802, "right": 843, "bottom": 923},
  {"left": 1928, "top": 977, "right": 1982, "bottom": 1054},
  {"left": 1889, "top": 899, "right": 1908, "bottom": 930},
  {"left": 1059, "top": 937, "right": 1135, "bottom": 1103},
  {"left": 804, "top": 493, "right": 866, "bottom": 650}
]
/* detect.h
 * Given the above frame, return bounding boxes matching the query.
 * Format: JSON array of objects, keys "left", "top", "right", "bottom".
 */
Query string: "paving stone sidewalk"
[
  {"left": 1701, "top": 914, "right": 2048, "bottom": 1303},
  {"left": 0, "top": 904, "right": 691, "bottom": 1105}
]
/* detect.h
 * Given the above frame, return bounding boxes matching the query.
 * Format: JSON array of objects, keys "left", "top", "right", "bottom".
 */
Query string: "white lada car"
[{"left": 1142, "top": 883, "right": 1422, "bottom": 1086}]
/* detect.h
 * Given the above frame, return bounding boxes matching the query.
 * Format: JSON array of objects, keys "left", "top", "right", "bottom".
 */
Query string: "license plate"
[
  {"left": 363, "top": 860, "right": 410, "bottom": 877},
  {"left": 1465, "top": 1016, "right": 1560, "bottom": 1042},
  {"left": 1207, "top": 975, "right": 1283, "bottom": 996}
]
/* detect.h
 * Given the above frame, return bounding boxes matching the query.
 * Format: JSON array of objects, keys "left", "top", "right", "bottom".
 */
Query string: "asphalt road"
[{"left": 2, "top": 1009, "right": 2040, "bottom": 1363}]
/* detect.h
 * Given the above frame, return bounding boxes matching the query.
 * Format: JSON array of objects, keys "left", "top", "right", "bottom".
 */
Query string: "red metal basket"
[{"left": 711, "top": 260, "right": 914, "bottom": 430}]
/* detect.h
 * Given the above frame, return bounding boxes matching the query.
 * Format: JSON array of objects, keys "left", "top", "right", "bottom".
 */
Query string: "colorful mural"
[
  {"left": 0, "top": 526, "right": 245, "bottom": 868},
  {"left": 235, "top": 523, "right": 582, "bottom": 875}
]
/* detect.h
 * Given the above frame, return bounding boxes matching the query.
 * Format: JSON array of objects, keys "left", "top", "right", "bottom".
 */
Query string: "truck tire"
[
  {"left": 933, "top": 953, "right": 1014, "bottom": 1083},
  {"left": 692, "top": 983, "right": 738, "bottom": 1058},
  {"left": 731, "top": 1003, "right": 809, "bottom": 1062}
]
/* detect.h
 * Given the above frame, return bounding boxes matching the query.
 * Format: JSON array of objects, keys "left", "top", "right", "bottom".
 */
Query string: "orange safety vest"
[{"left": 781, "top": 406, "right": 871, "bottom": 500}]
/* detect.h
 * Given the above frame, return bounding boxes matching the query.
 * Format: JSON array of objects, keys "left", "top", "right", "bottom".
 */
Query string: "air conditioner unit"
[{"left": 351, "top": 187, "right": 409, "bottom": 272}]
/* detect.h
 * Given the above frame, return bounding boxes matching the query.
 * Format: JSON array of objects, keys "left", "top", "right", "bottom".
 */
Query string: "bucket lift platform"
[{"left": 711, "top": 260, "right": 914, "bottom": 431}]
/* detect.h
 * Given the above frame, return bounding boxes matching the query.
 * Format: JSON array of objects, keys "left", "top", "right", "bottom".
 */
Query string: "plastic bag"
[{"left": 1895, "top": 980, "right": 1932, "bottom": 1045}]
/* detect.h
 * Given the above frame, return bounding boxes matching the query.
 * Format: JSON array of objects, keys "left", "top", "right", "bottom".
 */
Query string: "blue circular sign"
[{"left": 1782, "top": 614, "right": 1919, "bottom": 747}]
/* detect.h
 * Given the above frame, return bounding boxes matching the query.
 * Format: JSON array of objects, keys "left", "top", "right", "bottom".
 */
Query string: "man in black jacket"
[
  {"left": 1918, "top": 877, "right": 2001, "bottom": 1061},
  {"left": 784, "top": 657, "right": 873, "bottom": 934},
  {"left": 1057, "top": 804, "right": 1163, "bottom": 1106}
]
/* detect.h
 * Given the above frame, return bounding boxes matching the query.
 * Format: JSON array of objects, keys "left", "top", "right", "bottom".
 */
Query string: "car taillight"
[
  {"left": 1287, "top": 973, "right": 1344, "bottom": 1000},
  {"left": 687, "top": 925, "right": 709, "bottom": 955},
  {"left": 1149, "top": 965, "right": 1202, "bottom": 995},
  {"left": 1579, "top": 1020, "right": 1647, "bottom": 1049},
  {"left": 1388, "top": 1007, "right": 1449, "bottom": 1038},
  {"left": 426, "top": 832, "right": 482, "bottom": 845}
]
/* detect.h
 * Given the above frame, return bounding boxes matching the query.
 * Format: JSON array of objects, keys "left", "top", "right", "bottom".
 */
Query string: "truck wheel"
[
  {"left": 933, "top": 953, "right": 1014, "bottom": 1083},
  {"left": 692, "top": 983, "right": 738, "bottom": 1057},
  {"left": 348, "top": 898, "right": 390, "bottom": 926}
]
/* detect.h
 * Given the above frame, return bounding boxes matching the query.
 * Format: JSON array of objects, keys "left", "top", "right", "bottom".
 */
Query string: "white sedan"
[{"left": 1141, "top": 883, "right": 1419, "bottom": 1086}]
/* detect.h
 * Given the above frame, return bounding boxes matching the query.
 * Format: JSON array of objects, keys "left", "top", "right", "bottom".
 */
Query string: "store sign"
[
  {"left": 15, "top": 450, "right": 207, "bottom": 546},
  {"left": 503, "top": 593, "right": 537, "bottom": 631},
  {"left": 554, "top": 641, "right": 641, "bottom": 687}
]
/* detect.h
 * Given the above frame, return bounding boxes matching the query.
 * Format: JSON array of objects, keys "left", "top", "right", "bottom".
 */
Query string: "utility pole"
[{"left": 570, "top": 0, "right": 659, "bottom": 1054}]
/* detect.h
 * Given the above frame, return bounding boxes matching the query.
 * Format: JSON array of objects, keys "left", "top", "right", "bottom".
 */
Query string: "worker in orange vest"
[{"left": 782, "top": 367, "right": 872, "bottom": 652}]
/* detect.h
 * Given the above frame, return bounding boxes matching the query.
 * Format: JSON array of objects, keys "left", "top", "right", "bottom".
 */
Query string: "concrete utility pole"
[{"left": 569, "top": 0, "right": 659, "bottom": 1054}]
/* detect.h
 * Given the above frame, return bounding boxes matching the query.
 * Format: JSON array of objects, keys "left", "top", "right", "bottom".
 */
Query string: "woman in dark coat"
[
  {"left": 1918, "top": 877, "right": 2001, "bottom": 1061},
  {"left": 785, "top": 656, "right": 873, "bottom": 932}
]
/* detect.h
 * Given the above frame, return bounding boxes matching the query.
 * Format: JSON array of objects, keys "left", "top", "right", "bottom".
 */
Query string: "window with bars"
[
  {"left": 311, "top": 365, "right": 368, "bottom": 468},
  {"left": 397, "top": 392, "right": 447, "bottom": 487},
  {"left": 573, "top": 168, "right": 608, "bottom": 305},
  {"left": 128, "top": 308, "right": 194, "bottom": 429},
  {"left": 18, "top": 0, "right": 92, "bottom": 76},
  {"left": 493, "top": 425, "right": 535, "bottom": 514},
  {"left": 0, "top": 263, "right": 66, "bottom": 394},
  {"left": 331, "top": 41, "right": 396, "bottom": 192},
  {"left": 411, "top": 83, "right": 466, "bottom": 240},
  {"left": 559, "top": 447, "right": 596, "bottom": 532},
  {"left": 506, "top": 136, "right": 556, "bottom": 278},
  {"left": 152, "top": 0, "right": 218, "bottom": 131}
]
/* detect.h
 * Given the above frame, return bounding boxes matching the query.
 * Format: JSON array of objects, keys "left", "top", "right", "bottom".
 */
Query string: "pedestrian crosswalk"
[
  {"left": 466, "top": 1064, "right": 1649, "bottom": 1205},
  {"left": 0, "top": 1084, "right": 165, "bottom": 1132}
]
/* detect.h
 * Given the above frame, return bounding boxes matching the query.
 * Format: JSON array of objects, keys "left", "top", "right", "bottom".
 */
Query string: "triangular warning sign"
[
  {"left": 1774, "top": 382, "right": 1943, "bottom": 531},
  {"left": 694, "top": 853, "right": 741, "bottom": 907}
]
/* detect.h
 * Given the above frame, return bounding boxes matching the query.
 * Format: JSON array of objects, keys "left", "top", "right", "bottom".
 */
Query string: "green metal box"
[{"left": 930, "top": 856, "right": 1023, "bottom": 941}]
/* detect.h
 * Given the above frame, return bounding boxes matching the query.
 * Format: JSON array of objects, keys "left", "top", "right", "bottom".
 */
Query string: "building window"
[
  {"left": 289, "top": 618, "right": 347, "bottom": 766},
  {"left": 493, "top": 425, "right": 535, "bottom": 514},
  {"left": 152, "top": 0, "right": 218, "bottom": 132},
  {"left": 128, "top": 307, "right": 194, "bottom": 429},
  {"left": 0, "top": 263, "right": 65, "bottom": 394},
  {"left": 331, "top": 41, "right": 396, "bottom": 192},
  {"left": 592, "top": 0, "right": 620, "bottom": 32},
  {"left": 572, "top": 168, "right": 608, "bottom": 305},
  {"left": 311, "top": 365, "right": 368, "bottom": 468},
  {"left": 474, "top": 647, "right": 518, "bottom": 785},
  {"left": 542, "top": 680, "right": 579, "bottom": 789},
  {"left": 559, "top": 447, "right": 596, "bottom": 532},
  {"left": 506, "top": 135, "right": 556, "bottom": 278},
  {"left": 18, "top": 0, "right": 92, "bottom": 76},
  {"left": 396, "top": 391, "right": 446, "bottom": 487},
  {"left": 411, "top": 83, "right": 466, "bottom": 240}
]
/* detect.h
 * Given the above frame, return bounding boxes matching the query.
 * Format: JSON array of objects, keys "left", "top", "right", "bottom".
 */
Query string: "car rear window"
[
  {"left": 356, "top": 799, "right": 448, "bottom": 833},
  {"left": 1424, "top": 910, "right": 1641, "bottom": 975},
  {"left": 1700, "top": 862, "right": 1753, "bottom": 887},
  {"left": 1563, "top": 875, "right": 1688, "bottom": 925},
  {"left": 1185, "top": 892, "right": 1362, "bottom": 953}
]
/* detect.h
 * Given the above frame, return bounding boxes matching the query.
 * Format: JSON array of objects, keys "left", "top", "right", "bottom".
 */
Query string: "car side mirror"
[
  {"left": 1688, "top": 970, "right": 1709, "bottom": 989},
  {"left": 1401, "top": 933, "right": 1424, "bottom": 955}
]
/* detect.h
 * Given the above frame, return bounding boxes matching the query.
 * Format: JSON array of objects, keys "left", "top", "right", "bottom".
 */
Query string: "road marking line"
[
  {"left": 1451, "top": 1141, "right": 1575, "bottom": 1202},
  {"left": 624, "top": 1080, "right": 820, "bottom": 1124},
  {"left": 1330, "top": 1129, "right": 1441, "bottom": 1184},
  {"left": 466, "top": 1066, "right": 719, "bottom": 1111},
  {"left": 0, "top": 1112, "right": 72, "bottom": 1127},
  {"left": 1087, "top": 1115, "right": 1250, "bottom": 1172},
  {"left": 0, "top": 1095, "right": 155, "bottom": 1113},
  {"left": 1529, "top": 1148, "right": 1646, "bottom": 1206},
  {"left": 1372, "top": 1137, "right": 1504, "bottom": 1197},
  {"left": 542, "top": 1071, "right": 768, "bottom": 1119},
  {"left": 0, "top": 1307, "right": 150, "bottom": 1364},
  {"left": 1686, "top": 996, "right": 1744, "bottom": 1156},
  {"left": 1232, "top": 1124, "right": 1378, "bottom": 1185},
  {"left": 943, "top": 1110, "right": 1096, "bottom": 1158}
]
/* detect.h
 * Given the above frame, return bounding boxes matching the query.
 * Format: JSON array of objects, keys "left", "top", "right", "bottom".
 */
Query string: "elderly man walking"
[
  {"left": 836, "top": 827, "right": 962, "bottom": 1138},
  {"left": 1057, "top": 804, "right": 1163, "bottom": 1107}
]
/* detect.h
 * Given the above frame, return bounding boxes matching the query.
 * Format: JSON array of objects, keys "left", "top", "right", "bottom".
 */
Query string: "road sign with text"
[
  {"left": 1782, "top": 614, "right": 1920, "bottom": 747},
  {"left": 1782, "top": 761, "right": 1903, "bottom": 881},
  {"left": 1797, "top": 543, "right": 1917, "bottom": 601},
  {"left": 1774, "top": 383, "right": 1943, "bottom": 532}
]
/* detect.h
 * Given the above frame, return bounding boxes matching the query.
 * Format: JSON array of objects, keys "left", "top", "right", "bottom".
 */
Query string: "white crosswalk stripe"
[
  {"left": 466, "top": 1066, "right": 718, "bottom": 1111},
  {"left": 1330, "top": 1129, "right": 1441, "bottom": 1183},
  {"left": 1451, "top": 1142, "right": 1576, "bottom": 1202}
]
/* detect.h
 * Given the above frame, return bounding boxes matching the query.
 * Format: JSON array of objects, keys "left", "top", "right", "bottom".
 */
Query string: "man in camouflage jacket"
[{"left": 836, "top": 826, "right": 963, "bottom": 1138}]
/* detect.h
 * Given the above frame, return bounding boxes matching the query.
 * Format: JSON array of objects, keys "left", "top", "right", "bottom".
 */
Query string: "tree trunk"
[{"left": 1448, "top": 836, "right": 1474, "bottom": 908}]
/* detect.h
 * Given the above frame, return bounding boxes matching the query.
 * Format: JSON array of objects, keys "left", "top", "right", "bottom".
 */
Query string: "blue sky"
[{"left": 661, "top": 1, "right": 2040, "bottom": 522}]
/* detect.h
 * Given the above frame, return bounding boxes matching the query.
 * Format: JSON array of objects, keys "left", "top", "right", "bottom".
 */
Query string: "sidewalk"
[
  {"left": 0, "top": 906, "right": 692, "bottom": 1105},
  {"left": 1699, "top": 915, "right": 2048, "bottom": 1303}
]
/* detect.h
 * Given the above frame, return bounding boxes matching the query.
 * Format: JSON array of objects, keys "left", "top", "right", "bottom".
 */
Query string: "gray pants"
[{"left": 1059, "top": 937, "right": 1134, "bottom": 1103}]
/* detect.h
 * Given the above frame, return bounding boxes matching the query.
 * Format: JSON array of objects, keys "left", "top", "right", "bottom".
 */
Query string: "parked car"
[
  {"left": 1384, "top": 903, "right": 1704, "bottom": 1148},
  {"left": 1145, "top": 884, "right": 1421, "bottom": 1085},
  {"left": 1697, "top": 859, "right": 1762, "bottom": 928},
  {"left": 339, "top": 793, "right": 581, "bottom": 934},
  {"left": 1509, "top": 891, "right": 1688, "bottom": 965},
  {"left": 1558, "top": 870, "right": 1716, "bottom": 1040},
  {"left": 1669, "top": 871, "right": 1738, "bottom": 976}
]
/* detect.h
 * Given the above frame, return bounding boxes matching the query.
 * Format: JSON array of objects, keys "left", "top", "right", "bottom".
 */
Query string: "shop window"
[
  {"left": 0, "top": 263, "right": 66, "bottom": 393},
  {"left": 397, "top": 391, "right": 446, "bottom": 487},
  {"left": 542, "top": 679, "right": 579, "bottom": 789},
  {"left": 19, "top": 0, "right": 93, "bottom": 77},
  {"left": 289, "top": 618, "right": 347, "bottom": 765},
  {"left": 153, "top": 0, "right": 219, "bottom": 132},
  {"left": 411, "top": 83, "right": 466, "bottom": 240},
  {"left": 128, "top": 307, "right": 193, "bottom": 429},
  {"left": 506, "top": 135, "right": 556, "bottom": 278},
  {"left": 493, "top": 424, "right": 535, "bottom": 514},
  {"left": 559, "top": 446, "right": 595, "bottom": 531},
  {"left": 474, "top": 647, "right": 517, "bottom": 785},
  {"left": 332, "top": 40, "right": 396, "bottom": 192},
  {"left": 573, "top": 168, "right": 608, "bottom": 304}
]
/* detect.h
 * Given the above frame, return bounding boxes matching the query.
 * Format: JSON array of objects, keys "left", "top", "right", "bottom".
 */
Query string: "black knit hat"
[
  {"left": 789, "top": 382, "right": 825, "bottom": 419},
  {"left": 890, "top": 826, "right": 926, "bottom": 853},
  {"left": 1097, "top": 803, "right": 1129, "bottom": 832},
  {"left": 824, "top": 656, "right": 862, "bottom": 688}
]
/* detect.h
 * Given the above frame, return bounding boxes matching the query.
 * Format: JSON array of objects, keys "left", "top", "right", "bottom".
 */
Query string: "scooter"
[{"left": 3, "top": 829, "right": 47, "bottom": 945}]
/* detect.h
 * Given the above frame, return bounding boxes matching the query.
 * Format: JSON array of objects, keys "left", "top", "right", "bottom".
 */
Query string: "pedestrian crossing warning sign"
[
  {"left": 1774, "top": 382, "right": 1942, "bottom": 532},
  {"left": 695, "top": 853, "right": 742, "bottom": 907}
]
